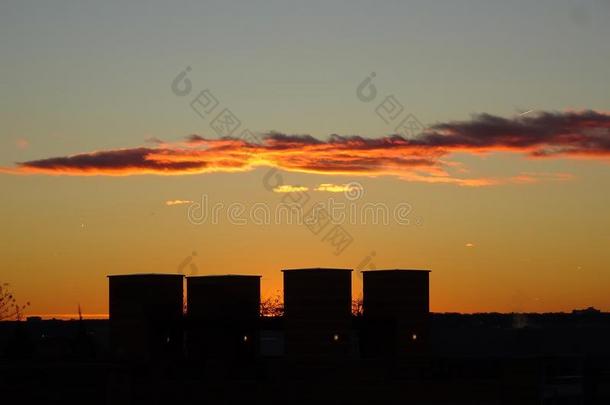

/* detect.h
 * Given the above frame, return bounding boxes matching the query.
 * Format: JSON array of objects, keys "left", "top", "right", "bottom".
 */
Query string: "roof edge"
[
  {"left": 361, "top": 269, "right": 431, "bottom": 273},
  {"left": 282, "top": 268, "right": 353, "bottom": 272},
  {"left": 186, "top": 274, "right": 262, "bottom": 278},
  {"left": 107, "top": 273, "right": 185, "bottom": 278}
]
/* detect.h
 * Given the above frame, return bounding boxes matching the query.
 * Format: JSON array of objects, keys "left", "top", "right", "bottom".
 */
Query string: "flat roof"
[
  {"left": 282, "top": 267, "right": 353, "bottom": 272},
  {"left": 107, "top": 273, "right": 184, "bottom": 278},
  {"left": 361, "top": 269, "right": 431, "bottom": 273},
  {"left": 186, "top": 274, "right": 261, "bottom": 279}
]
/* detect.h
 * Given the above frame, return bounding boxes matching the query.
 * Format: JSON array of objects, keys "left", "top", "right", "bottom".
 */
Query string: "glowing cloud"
[
  {"left": 314, "top": 183, "right": 351, "bottom": 193},
  {"left": 5, "top": 110, "right": 610, "bottom": 186},
  {"left": 273, "top": 185, "right": 309, "bottom": 193},
  {"left": 508, "top": 172, "right": 575, "bottom": 184},
  {"left": 165, "top": 200, "right": 194, "bottom": 206}
]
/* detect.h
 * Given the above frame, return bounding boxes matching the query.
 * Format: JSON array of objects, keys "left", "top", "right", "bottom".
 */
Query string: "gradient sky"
[{"left": 1, "top": 0, "right": 610, "bottom": 318}]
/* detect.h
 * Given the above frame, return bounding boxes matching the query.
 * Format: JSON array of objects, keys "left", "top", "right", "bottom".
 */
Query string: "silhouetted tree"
[
  {"left": 259, "top": 294, "right": 362, "bottom": 317},
  {"left": 0, "top": 283, "right": 30, "bottom": 320},
  {"left": 260, "top": 293, "right": 284, "bottom": 317},
  {"left": 352, "top": 296, "right": 363, "bottom": 317}
]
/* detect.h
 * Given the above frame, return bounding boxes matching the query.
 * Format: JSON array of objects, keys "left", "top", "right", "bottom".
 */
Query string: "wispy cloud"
[
  {"left": 5, "top": 110, "right": 610, "bottom": 186},
  {"left": 314, "top": 183, "right": 350, "bottom": 193},
  {"left": 145, "top": 137, "right": 165, "bottom": 145},
  {"left": 272, "top": 185, "right": 309, "bottom": 193},
  {"left": 508, "top": 172, "right": 575, "bottom": 184},
  {"left": 165, "top": 199, "right": 194, "bottom": 206}
]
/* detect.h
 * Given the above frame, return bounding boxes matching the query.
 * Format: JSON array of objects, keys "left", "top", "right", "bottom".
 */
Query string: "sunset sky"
[{"left": 2, "top": 0, "right": 610, "bottom": 318}]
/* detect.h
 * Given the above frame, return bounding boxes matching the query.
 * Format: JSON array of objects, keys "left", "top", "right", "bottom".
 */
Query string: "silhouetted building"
[
  {"left": 6, "top": 270, "right": 610, "bottom": 404},
  {"left": 186, "top": 275, "right": 261, "bottom": 362},
  {"left": 283, "top": 268, "right": 353, "bottom": 359},
  {"left": 107, "top": 274, "right": 183, "bottom": 361},
  {"left": 362, "top": 269, "right": 430, "bottom": 357}
]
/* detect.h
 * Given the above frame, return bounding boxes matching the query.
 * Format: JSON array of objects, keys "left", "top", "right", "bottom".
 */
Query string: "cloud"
[
  {"left": 165, "top": 199, "right": 194, "bottom": 206},
  {"left": 145, "top": 137, "right": 165, "bottom": 145},
  {"left": 5, "top": 110, "right": 610, "bottom": 185},
  {"left": 314, "top": 183, "right": 350, "bottom": 193},
  {"left": 508, "top": 172, "right": 575, "bottom": 184},
  {"left": 272, "top": 185, "right": 309, "bottom": 193},
  {"left": 9, "top": 147, "right": 253, "bottom": 176},
  {"left": 418, "top": 110, "right": 610, "bottom": 157}
]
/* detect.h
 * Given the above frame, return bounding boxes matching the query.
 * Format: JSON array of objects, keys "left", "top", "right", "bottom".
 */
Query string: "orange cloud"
[
  {"left": 165, "top": 199, "right": 194, "bottom": 206},
  {"left": 272, "top": 185, "right": 309, "bottom": 193},
  {"left": 5, "top": 110, "right": 609, "bottom": 186},
  {"left": 508, "top": 172, "right": 575, "bottom": 184},
  {"left": 314, "top": 183, "right": 350, "bottom": 193}
]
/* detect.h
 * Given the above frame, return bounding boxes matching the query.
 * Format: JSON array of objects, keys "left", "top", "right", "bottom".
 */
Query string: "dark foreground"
[{"left": 1, "top": 312, "right": 610, "bottom": 405}]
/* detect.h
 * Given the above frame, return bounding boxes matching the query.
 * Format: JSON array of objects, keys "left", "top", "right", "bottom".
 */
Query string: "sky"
[{"left": 1, "top": 0, "right": 610, "bottom": 318}]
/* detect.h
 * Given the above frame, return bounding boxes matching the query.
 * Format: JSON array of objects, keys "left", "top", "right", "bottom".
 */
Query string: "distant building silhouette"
[
  {"left": 572, "top": 306, "right": 601, "bottom": 315},
  {"left": 4, "top": 268, "right": 610, "bottom": 404},
  {"left": 282, "top": 268, "right": 353, "bottom": 359},
  {"left": 105, "top": 269, "right": 434, "bottom": 362},
  {"left": 362, "top": 269, "right": 430, "bottom": 357},
  {"left": 186, "top": 275, "right": 261, "bottom": 363},
  {"left": 107, "top": 274, "right": 183, "bottom": 361}
]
